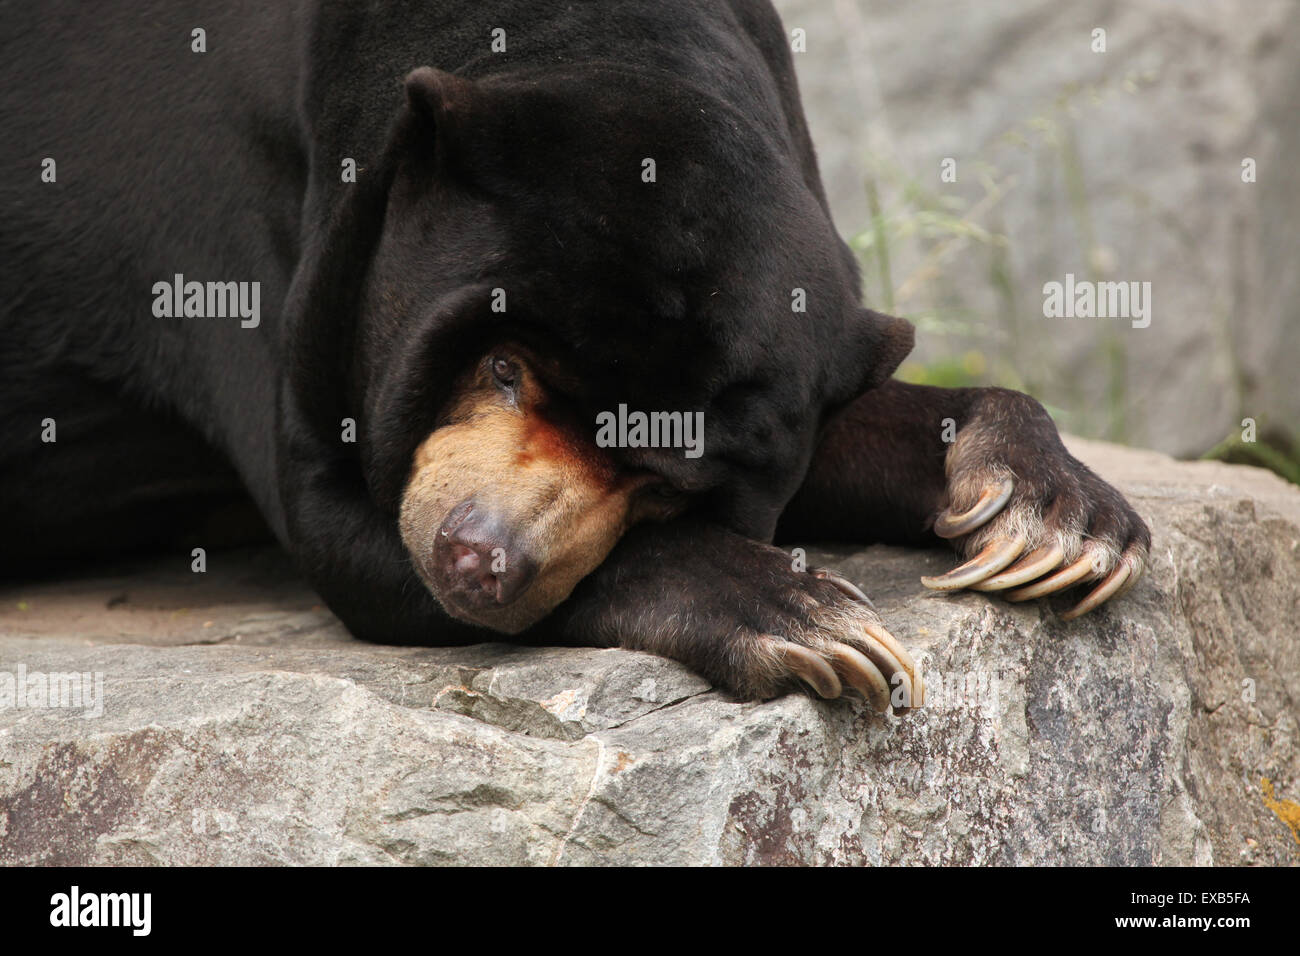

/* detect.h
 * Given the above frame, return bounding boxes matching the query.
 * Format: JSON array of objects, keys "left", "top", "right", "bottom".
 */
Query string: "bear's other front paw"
[
  {"left": 920, "top": 393, "right": 1150, "bottom": 619},
  {"left": 748, "top": 565, "right": 925, "bottom": 712},
  {"left": 663, "top": 559, "right": 925, "bottom": 711},
  {"left": 560, "top": 525, "right": 924, "bottom": 711}
]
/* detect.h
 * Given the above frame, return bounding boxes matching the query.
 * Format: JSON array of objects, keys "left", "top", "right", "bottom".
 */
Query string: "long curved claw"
[
  {"left": 970, "top": 542, "right": 1066, "bottom": 591},
  {"left": 1060, "top": 546, "right": 1144, "bottom": 621},
  {"left": 864, "top": 620, "right": 924, "bottom": 710},
  {"left": 773, "top": 641, "right": 842, "bottom": 699},
  {"left": 1061, "top": 558, "right": 1135, "bottom": 620},
  {"left": 811, "top": 568, "right": 877, "bottom": 611},
  {"left": 921, "top": 534, "right": 1026, "bottom": 591},
  {"left": 828, "top": 643, "right": 892, "bottom": 712},
  {"left": 1005, "top": 553, "right": 1097, "bottom": 602},
  {"left": 1112, "top": 547, "right": 1147, "bottom": 600},
  {"left": 852, "top": 625, "right": 917, "bottom": 713},
  {"left": 934, "top": 478, "right": 1015, "bottom": 539}
]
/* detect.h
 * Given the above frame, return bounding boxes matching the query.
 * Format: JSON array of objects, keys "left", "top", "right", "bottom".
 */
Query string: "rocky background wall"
[{"left": 771, "top": 0, "right": 1299, "bottom": 460}]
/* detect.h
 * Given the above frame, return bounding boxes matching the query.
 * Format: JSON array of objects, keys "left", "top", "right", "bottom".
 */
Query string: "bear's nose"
[{"left": 439, "top": 505, "right": 538, "bottom": 606}]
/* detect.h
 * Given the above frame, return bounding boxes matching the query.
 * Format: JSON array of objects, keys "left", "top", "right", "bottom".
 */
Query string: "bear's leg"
[{"left": 776, "top": 379, "right": 1150, "bottom": 620}]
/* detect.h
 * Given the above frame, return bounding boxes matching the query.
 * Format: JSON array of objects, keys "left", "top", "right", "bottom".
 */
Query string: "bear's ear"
[
  {"left": 403, "top": 66, "right": 477, "bottom": 122},
  {"left": 399, "top": 67, "right": 479, "bottom": 174},
  {"left": 840, "top": 308, "right": 915, "bottom": 398}
]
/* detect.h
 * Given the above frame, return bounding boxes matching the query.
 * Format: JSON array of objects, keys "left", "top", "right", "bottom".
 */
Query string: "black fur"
[{"left": 0, "top": 1, "right": 1147, "bottom": 694}]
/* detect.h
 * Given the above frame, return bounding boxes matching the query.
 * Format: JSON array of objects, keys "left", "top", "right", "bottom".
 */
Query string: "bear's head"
[{"left": 290, "top": 66, "right": 913, "bottom": 633}]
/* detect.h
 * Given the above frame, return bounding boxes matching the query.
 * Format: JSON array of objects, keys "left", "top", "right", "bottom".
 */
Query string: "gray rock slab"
[{"left": 1, "top": 437, "right": 1297, "bottom": 864}]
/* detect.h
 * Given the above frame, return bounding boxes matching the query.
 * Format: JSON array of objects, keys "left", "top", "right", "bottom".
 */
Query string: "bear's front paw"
[
  {"left": 920, "top": 394, "right": 1150, "bottom": 619},
  {"left": 560, "top": 524, "right": 923, "bottom": 711},
  {"left": 726, "top": 565, "right": 924, "bottom": 711}
]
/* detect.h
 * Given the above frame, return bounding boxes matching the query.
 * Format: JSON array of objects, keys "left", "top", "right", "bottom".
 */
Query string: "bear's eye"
[
  {"left": 491, "top": 356, "right": 518, "bottom": 389},
  {"left": 650, "top": 482, "right": 684, "bottom": 501}
]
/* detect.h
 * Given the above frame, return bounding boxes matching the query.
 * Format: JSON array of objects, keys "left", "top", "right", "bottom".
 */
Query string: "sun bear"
[{"left": 0, "top": 0, "right": 1148, "bottom": 713}]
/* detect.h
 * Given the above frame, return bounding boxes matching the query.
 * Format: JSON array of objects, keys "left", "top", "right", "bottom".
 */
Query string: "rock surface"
[{"left": 1, "top": 438, "right": 1297, "bottom": 865}]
